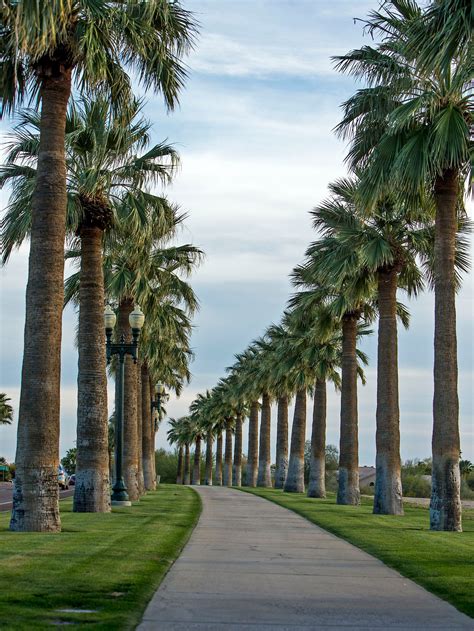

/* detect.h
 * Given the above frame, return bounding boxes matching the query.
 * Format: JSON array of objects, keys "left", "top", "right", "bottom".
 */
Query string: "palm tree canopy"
[
  {"left": 1, "top": 0, "right": 197, "bottom": 116},
  {"left": 333, "top": 1, "right": 472, "bottom": 201},
  {"left": 0, "top": 394, "right": 13, "bottom": 425},
  {"left": 1, "top": 96, "right": 180, "bottom": 264}
]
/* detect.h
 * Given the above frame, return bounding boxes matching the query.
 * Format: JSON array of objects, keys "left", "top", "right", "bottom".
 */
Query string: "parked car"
[
  {"left": 69, "top": 474, "right": 76, "bottom": 486},
  {"left": 58, "top": 465, "right": 69, "bottom": 490}
]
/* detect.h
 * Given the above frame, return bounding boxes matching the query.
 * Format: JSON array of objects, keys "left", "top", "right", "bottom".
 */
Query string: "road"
[{"left": 0, "top": 482, "right": 74, "bottom": 512}]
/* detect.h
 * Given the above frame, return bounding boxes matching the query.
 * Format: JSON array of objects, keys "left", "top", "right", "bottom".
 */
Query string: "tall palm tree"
[
  {"left": 190, "top": 390, "right": 215, "bottom": 486},
  {"left": 167, "top": 417, "right": 188, "bottom": 485},
  {"left": 2, "top": 0, "right": 196, "bottom": 533},
  {"left": 98, "top": 221, "right": 201, "bottom": 499},
  {"left": 0, "top": 395, "right": 13, "bottom": 425},
  {"left": 293, "top": 261, "right": 376, "bottom": 505},
  {"left": 260, "top": 326, "right": 293, "bottom": 489},
  {"left": 1, "top": 98, "right": 180, "bottom": 512},
  {"left": 228, "top": 346, "right": 261, "bottom": 487},
  {"left": 141, "top": 303, "right": 194, "bottom": 489},
  {"left": 335, "top": 0, "right": 471, "bottom": 530},
  {"left": 310, "top": 176, "right": 442, "bottom": 514},
  {"left": 263, "top": 317, "right": 316, "bottom": 494}
]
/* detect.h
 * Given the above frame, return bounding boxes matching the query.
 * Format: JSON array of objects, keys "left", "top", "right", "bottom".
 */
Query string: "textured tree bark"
[
  {"left": 10, "top": 69, "right": 72, "bottom": 532},
  {"left": 176, "top": 445, "right": 184, "bottom": 484},
  {"left": 215, "top": 432, "right": 223, "bottom": 486},
  {"left": 373, "top": 268, "right": 403, "bottom": 515},
  {"left": 246, "top": 401, "right": 259, "bottom": 487},
  {"left": 274, "top": 396, "right": 289, "bottom": 489},
  {"left": 149, "top": 375, "right": 157, "bottom": 486},
  {"left": 73, "top": 226, "right": 110, "bottom": 513},
  {"left": 308, "top": 379, "right": 326, "bottom": 498},
  {"left": 141, "top": 364, "right": 155, "bottom": 490},
  {"left": 257, "top": 393, "right": 272, "bottom": 487},
  {"left": 337, "top": 315, "right": 360, "bottom": 505},
  {"left": 118, "top": 298, "right": 140, "bottom": 501},
  {"left": 284, "top": 389, "right": 306, "bottom": 493},
  {"left": 183, "top": 443, "right": 191, "bottom": 485},
  {"left": 136, "top": 363, "right": 145, "bottom": 495},
  {"left": 192, "top": 435, "right": 201, "bottom": 485},
  {"left": 223, "top": 419, "right": 233, "bottom": 487},
  {"left": 233, "top": 414, "right": 243, "bottom": 487},
  {"left": 431, "top": 170, "right": 462, "bottom": 531},
  {"left": 204, "top": 429, "right": 213, "bottom": 485}
]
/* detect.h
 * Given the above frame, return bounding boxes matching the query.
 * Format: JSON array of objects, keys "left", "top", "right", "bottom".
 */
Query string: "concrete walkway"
[{"left": 139, "top": 487, "right": 473, "bottom": 630}]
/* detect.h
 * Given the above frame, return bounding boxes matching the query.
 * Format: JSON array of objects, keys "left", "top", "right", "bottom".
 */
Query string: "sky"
[{"left": 0, "top": 0, "right": 473, "bottom": 465}]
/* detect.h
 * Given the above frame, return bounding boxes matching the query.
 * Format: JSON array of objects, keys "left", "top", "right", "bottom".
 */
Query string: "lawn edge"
[
  {"left": 237, "top": 486, "right": 474, "bottom": 620},
  {"left": 130, "top": 485, "right": 203, "bottom": 630}
]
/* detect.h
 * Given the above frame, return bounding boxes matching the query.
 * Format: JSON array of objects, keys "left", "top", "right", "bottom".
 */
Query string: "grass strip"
[
  {"left": 240, "top": 487, "right": 474, "bottom": 618},
  {"left": 0, "top": 484, "right": 201, "bottom": 630}
]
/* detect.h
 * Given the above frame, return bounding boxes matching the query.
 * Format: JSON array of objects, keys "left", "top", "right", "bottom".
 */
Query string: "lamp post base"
[{"left": 111, "top": 499, "right": 132, "bottom": 507}]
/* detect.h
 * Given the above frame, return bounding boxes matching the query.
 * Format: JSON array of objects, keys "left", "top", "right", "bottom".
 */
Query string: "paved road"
[
  {"left": 0, "top": 482, "right": 74, "bottom": 512},
  {"left": 139, "top": 487, "right": 473, "bottom": 631}
]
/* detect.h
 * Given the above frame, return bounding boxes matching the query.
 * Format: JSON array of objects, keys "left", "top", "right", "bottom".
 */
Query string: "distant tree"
[
  {"left": 61, "top": 448, "right": 77, "bottom": 475},
  {"left": 0, "top": 457, "right": 8, "bottom": 465},
  {"left": 0, "top": 395, "right": 13, "bottom": 425},
  {"left": 460, "top": 460, "right": 473, "bottom": 478}
]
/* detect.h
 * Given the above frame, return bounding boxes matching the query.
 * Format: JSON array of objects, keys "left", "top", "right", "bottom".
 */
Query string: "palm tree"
[
  {"left": 310, "top": 176, "right": 439, "bottom": 514},
  {"left": 167, "top": 417, "right": 188, "bottom": 485},
  {"left": 141, "top": 303, "right": 194, "bottom": 489},
  {"left": 264, "top": 318, "right": 316, "bottom": 494},
  {"left": 293, "top": 259, "right": 376, "bottom": 505},
  {"left": 335, "top": 0, "right": 471, "bottom": 530},
  {"left": 228, "top": 346, "right": 261, "bottom": 487},
  {"left": 2, "top": 0, "right": 196, "bottom": 533},
  {"left": 0, "top": 395, "right": 13, "bottom": 425},
  {"left": 260, "top": 327, "right": 293, "bottom": 489},
  {"left": 190, "top": 390, "right": 215, "bottom": 486},
  {"left": 99, "top": 220, "right": 201, "bottom": 499},
  {"left": 2, "top": 98, "right": 181, "bottom": 512}
]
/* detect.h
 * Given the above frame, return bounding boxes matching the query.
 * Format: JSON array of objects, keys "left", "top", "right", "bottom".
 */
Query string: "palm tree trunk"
[
  {"left": 274, "top": 395, "right": 289, "bottom": 489},
  {"left": 73, "top": 226, "right": 110, "bottom": 513},
  {"left": 215, "top": 432, "right": 223, "bottom": 486},
  {"left": 176, "top": 445, "right": 184, "bottom": 484},
  {"left": 183, "top": 443, "right": 191, "bottom": 485},
  {"left": 257, "top": 393, "right": 272, "bottom": 487},
  {"left": 284, "top": 389, "right": 306, "bottom": 493},
  {"left": 223, "top": 419, "right": 233, "bottom": 487},
  {"left": 141, "top": 363, "right": 155, "bottom": 490},
  {"left": 373, "top": 268, "right": 403, "bottom": 515},
  {"left": 204, "top": 429, "right": 213, "bottom": 485},
  {"left": 337, "top": 314, "right": 360, "bottom": 505},
  {"left": 431, "top": 170, "right": 462, "bottom": 531},
  {"left": 136, "top": 362, "right": 145, "bottom": 495},
  {"left": 233, "top": 414, "right": 243, "bottom": 487},
  {"left": 246, "top": 401, "right": 259, "bottom": 487},
  {"left": 118, "top": 298, "right": 139, "bottom": 501},
  {"left": 192, "top": 436, "right": 201, "bottom": 485},
  {"left": 10, "top": 69, "right": 72, "bottom": 532},
  {"left": 308, "top": 379, "right": 326, "bottom": 498},
  {"left": 149, "top": 375, "right": 157, "bottom": 485}
]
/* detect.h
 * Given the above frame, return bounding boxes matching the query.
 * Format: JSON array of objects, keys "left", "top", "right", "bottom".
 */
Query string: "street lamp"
[
  {"left": 151, "top": 382, "right": 169, "bottom": 428},
  {"left": 104, "top": 304, "right": 145, "bottom": 506}
]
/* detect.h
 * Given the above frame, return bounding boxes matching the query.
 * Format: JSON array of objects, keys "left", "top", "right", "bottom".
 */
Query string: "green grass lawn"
[
  {"left": 241, "top": 487, "right": 474, "bottom": 618},
  {"left": 0, "top": 484, "right": 200, "bottom": 630}
]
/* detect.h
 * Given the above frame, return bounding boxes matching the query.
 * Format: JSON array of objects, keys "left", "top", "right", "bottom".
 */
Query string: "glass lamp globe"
[
  {"left": 129, "top": 305, "right": 145, "bottom": 331},
  {"left": 104, "top": 304, "right": 117, "bottom": 330},
  {"left": 156, "top": 382, "right": 165, "bottom": 395}
]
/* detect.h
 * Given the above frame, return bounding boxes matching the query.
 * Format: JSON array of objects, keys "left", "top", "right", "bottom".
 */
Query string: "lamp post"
[
  {"left": 151, "top": 382, "right": 167, "bottom": 431},
  {"left": 104, "top": 304, "right": 145, "bottom": 506}
]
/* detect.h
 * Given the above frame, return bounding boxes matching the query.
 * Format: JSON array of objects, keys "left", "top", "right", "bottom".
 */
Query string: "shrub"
[{"left": 401, "top": 474, "right": 431, "bottom": 498}]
